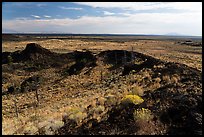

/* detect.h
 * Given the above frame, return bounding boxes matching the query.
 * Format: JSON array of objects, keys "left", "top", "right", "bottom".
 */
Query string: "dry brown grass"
[
  {"left": 133, "top": 108, "right": 153, "bottom": 122},
  {"left": 170, "top": 74, "right": 180, "bottom": 84},
  {"left": 148, "top": 82, "right": 161, "bottom": 91},
  {"left": 2, "top": 38, "right": 202, "bottom": 71},
  {"left": 131, "top": 84, "right": 144, "bottom": 96},
  {"left": 2, "top": 37, "right": 202, "bottom": 135},
  {"left": 162, "top": 75, "right": 171, "bottom": 84}
]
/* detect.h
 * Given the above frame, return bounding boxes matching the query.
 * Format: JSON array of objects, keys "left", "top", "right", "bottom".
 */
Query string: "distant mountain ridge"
[
  {"left": 2, "top": 33, "right": 202, "bottom": 38},
  {"left": 165, "top": 32, "right": 185, "bottom": 36}
]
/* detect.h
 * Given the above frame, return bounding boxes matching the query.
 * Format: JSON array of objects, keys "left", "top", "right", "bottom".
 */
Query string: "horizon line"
[{"left": 2, "top": 32, "right": 202, "bottom": 37}]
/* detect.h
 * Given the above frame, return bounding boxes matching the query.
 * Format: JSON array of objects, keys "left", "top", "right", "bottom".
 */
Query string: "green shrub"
[
  {"left": 104, "top": 94, "right": 118, "bottom": 107},
  {"left": 7, "top": 55, "right": 13, "bottom": 65},
  {"left": 66, "top": 107, "right": 87, "bottom": 124},
  {"left": 133, "top": 108, "right": 153, "bottom": 122}
]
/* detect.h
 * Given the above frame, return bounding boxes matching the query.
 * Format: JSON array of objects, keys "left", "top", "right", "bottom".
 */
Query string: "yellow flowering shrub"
[{"left": 122, "top": 95, "right": 144, "bottom": 105}]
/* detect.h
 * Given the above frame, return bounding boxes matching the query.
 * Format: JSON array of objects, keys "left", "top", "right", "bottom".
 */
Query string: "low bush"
[
  {"left": 162, "top": 75, "right": 171, "bottom": 83},
  {"left": 64, "top": 107, "right": 87, "bottom": 125},
  {"left": 131, "top": 85, "right": 144, "bottom": 96},
  {"left": 7, "top": 55, "right": 13, "bottom": 65},
  {"left": 171, "top": 74, "right": 180, "bottom": 84},
  {"left": 121, "top": 95, "right": 144, "bottom": 105},
  {"left": 133, "top": 108, "right": 153, "bottom": 122}
]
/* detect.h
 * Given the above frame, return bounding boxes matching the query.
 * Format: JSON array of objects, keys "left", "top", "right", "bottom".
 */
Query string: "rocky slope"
[{"left": 2, "top": 43, "right": 202, "bottom": 135}]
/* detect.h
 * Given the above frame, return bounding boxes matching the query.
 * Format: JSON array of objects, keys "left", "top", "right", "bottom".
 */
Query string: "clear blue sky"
[{"left": 2, "top": 2, "right": 202, "bottom": 36}]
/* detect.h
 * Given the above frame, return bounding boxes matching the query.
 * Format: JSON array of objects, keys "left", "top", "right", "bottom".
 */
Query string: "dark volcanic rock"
[
  {"left": 2, "top": 43, "right": 75, "bottom": 70},
  {"left": 13, "top": 43, "right": 54, "bottom": 62},
  {"left": 20, "top": 75, "right": 42, "bottom": 93},
  {"left": 98, "top": 50, "right": 162, "bottom": 65},
  {"left": 7, "top": 86, "right": 15, "bottom": 94},
  {"left": 2, "top": 43, "right": 54, "bottom": 63},
  {"left": 98, "top": 50, "right": 163, "bottom": 75},
  {"left": 65, "top": 50, "right": 97, "bottom": 75},
  {"left": 22, "top": 43, "right": 52, "bottom": 55},
  {"left": 2, "top": 52, "right": 12, "bottom": 64},
  {"left": 98, "top": 50, "right": 133, "bottom": 65}
]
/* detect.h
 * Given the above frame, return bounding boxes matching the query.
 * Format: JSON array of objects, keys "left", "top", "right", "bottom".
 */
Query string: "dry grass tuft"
[
  {"left": 133, "top": 108, "right": 153, "bottom": 122},
  {"left": 162, "top": 75, "right": 171, "bottom": 83},
  {"left": 171, "top": 74, "right": 180, "bottom": 84},
  {"left": 131, "top": 84, "right": 144, "bottom": 96}
]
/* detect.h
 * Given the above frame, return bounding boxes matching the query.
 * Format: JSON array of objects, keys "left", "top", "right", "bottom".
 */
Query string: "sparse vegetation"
[
  {"left": 122, "top": 95, "right": 144, "bottom": 105},
  {"left": 2, "top": 36, "right": 202, "bottom": 135},
  {"left": 130, "top": 85, "right": 144, "bottom": 96},
  {"left": 170, "top": 74, "right": 180, "bottom": 84},
  {"left": 133, "top": 108, "right": 153, "bottom": 122},
  {"left": 162, "top": 75, "right": 171, "bottom": 84},
  {"left": 7, "top": 55, "right": 13, "bottom": 65}
]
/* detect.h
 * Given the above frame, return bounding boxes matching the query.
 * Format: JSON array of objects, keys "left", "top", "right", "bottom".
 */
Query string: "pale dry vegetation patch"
[
  {"left": 130, "top": 84, "right": 144, "bottom": 96},
  {"left": 162, "top": 75, "right": 171, "bottom": 84},
  {"left": 133, "top": 108, "right": 154, "bottom": 122},
  {"left": 170, "top": 74, "right": 180, "bottom": 84}
]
